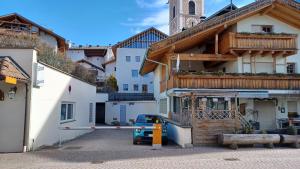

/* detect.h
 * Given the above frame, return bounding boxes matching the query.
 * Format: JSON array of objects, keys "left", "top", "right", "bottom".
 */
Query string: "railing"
[
  {"left": 194, "top": 108, "right": 236, "bottom": 120},
  {"left": 170, "top": 110, "right": 192, "bottom": 126},
  {"left": 151, "top": 0, "right": 300, "bottom": 50},
  {"left": 160, "top": 74, "right": 300, "bottom": 92},
  {"left": 108, "top": 93, "right": 155, "bottom": 101},
  {"left": 220, "top": 32, "right": 297, "bottom": 54}
]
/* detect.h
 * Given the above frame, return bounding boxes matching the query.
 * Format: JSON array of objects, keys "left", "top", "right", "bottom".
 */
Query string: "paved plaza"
[{"left": 0, "top": 129, "right": 300, "bottom": 169}]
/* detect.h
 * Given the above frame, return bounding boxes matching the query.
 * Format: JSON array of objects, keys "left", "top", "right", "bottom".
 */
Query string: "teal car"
[{"left": 133, "top": 114, "right": 168, "bottom": 145}]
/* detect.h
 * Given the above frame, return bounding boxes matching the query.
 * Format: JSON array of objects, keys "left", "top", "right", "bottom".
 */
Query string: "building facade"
[
  {"left": 0, "top": 48, "right": 103, "bottom": 152},
  {"left": 113, "top": 27, "right": 168, "bottom": 93},
  {"left": 0, "top": 13, "right": 67, "bottom": 52},
  {"left": 141, "top": 0, "right": 300, "bottom": 147}
]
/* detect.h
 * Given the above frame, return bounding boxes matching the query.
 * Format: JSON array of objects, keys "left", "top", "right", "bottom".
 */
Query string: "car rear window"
[{"left": 136, "top": 115, "right": 162, "bottom": 124}]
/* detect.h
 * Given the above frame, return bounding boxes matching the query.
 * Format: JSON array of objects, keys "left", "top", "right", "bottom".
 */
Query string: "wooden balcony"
[
  {"left": 220, "top": 32, "right": 297, "bottom": 56},
  {"left": 160, "top": 74, "right": 300, "bottom": 93}
]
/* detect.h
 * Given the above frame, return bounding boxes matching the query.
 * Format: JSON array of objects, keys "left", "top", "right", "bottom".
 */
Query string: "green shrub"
[{"left": 287, "top": 126, "right": 298, "bottom": 135}]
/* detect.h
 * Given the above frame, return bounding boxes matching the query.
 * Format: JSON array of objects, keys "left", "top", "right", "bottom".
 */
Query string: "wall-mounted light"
[{"left": 8, "top": 86, "right": 17, "bottom": 99}]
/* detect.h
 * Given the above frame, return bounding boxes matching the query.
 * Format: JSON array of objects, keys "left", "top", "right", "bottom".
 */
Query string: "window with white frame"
[
  {"left": 60, "top": 102, "right": 75, "bottom": 122},
  {"left": 89, "top": 103, "right": 93, "bottom": 123},
  {"left": 123, "top": 84, "right": 129, "bottom": 91},
  {"left": 126, "top": 56, "right": 131, "bottom": 62},
  {"left": 287, "top": 63, "right": 296, "bottom": 74},
  {"left": 132, "top": 70, "right": 138, "bottom": 77},
  {"left": 159, "top": 99, "right": 168, "bottom": 114},
  {"left": 135, "top": 56, "right": 140, "bottom": 62},
  {"left": 252, "top": 25, "right": 273, "bottom": 33},
  {"left": 133, "top": 84, "right": 139, "bottom": 91}
]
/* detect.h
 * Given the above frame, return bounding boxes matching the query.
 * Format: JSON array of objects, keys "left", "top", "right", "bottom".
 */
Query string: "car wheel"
[{"left": 133, "top": 139, "right": 138, "bottom": 145}]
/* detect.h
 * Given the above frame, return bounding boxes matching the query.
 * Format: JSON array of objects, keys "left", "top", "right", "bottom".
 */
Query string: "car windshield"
[{"left": 136, "top": 115, "right": 162, "bottom": 124}]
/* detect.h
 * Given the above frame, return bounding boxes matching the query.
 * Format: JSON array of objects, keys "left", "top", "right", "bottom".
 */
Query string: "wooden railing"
[
  {"left": 160, "top": 74, "right": 300, "bottom": 92},
  {"left": 220, "top": 32, "right": 297, "bottom": 54}
]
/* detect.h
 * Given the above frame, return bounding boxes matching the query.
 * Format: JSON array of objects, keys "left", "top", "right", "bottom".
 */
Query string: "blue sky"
[{"left": 0, "top": 0, "right": 268, "bottom": 46}]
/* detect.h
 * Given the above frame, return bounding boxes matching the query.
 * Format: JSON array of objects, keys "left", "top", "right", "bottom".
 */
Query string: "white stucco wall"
[
  {"left": 29, "top": 63, "right": 97, "bottom": 150},
  {"left": 105, "top": 62, "right": 116, "bottom": 77},
  {"left": 0, "top": 49, "right": 97, "bottom": 151},
  {"left": 167, "top": 123, "right": 192, "bottom": 148},
  {"left": 237, "top": 14, "right": 300, "bottom": 73},
  {"left": 0, "top": 82, "right": 26, "bottom": 153},
  {"left": 39, "top": 31, "right": 59, "bottom": 51},
  {"left": 116, "top": 48, "right": 154, "bottom": 93},
  {"left": 67, "top": 50, "right": 86, "bottom": 62},
  {"left": 105, "top": 101, "right": 156, "bottom": 125}
]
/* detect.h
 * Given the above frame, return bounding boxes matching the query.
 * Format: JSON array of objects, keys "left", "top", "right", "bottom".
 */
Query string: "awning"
[
  {"left": 170, "top": 89, "right": 269, "bottom": 98},
  {"left": 0, "top": 56, "right": 29, "bottom": 84},
  {"left": 238, "top": 91, "right": 269, "bottom": 98}
]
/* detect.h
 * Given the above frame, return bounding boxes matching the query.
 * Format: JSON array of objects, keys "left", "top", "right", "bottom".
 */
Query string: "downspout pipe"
[
  {"left": 143, "top": 49, "right": 172, "bottom": 114},
  {"left": 23, "top": 83, "right": 29, "bottom": 152}
]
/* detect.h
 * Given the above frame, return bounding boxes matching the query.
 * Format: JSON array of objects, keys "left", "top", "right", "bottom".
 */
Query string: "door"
[
  {"left": 288, "top": 101, "right": 298, "bottom": 118},
  {"left": 96, "top": 103, "right": 105, "bottom": 124},
  {"left": 254, "top": 100, "right": 276, "bottom": 130},
  {"left": 120, "top": 105, "right": 126, "bottom": 125}
]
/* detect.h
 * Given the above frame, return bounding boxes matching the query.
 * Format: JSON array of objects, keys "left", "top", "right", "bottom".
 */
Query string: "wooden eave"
[{"left": 140, "top": 0, "right": 300, "bottom": 75}]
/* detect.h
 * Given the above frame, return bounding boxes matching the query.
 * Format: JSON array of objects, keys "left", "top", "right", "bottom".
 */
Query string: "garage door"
[{"left": 254, "top": 101, "right": 276, "bottom": 130}]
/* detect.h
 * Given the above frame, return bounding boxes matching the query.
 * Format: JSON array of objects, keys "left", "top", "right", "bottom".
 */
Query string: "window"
[
  {"left": 189, "top": 1, "right": 196, "bottom": 15},
  {"left": 123, "top": 84, "right": 129, "bottom": 91},
  {"left": 89, "top": 103, "right": 93, "bottom": 123},
  {"left": 262, "top": 25, "right": 273, "bottom": 33},
  {"left": 252, "top": 25, "right": 273, "bottom": 33},
  {"left": 206, "top": 98, "right": 228, "bottom": 110},
  {"left": 173, "top": 6, "right": 176, "bottom": 19},
  {"left": 114, "top": 67, "right": 116, "bottom": 71},
  {"left": 60, "top": 103, "right": 75, "bottom": 122},
  {"left": 142, "top": 84, "right": 148, "bottom": 93},
  {"left": 132, "top": 70, "right": 138, "bottom": 77},
  {"left": 126, "top": 56, "right": 131, "bottom": 62},
  {"left": 133, "top": 84, "right": 139, "bottom": 91},
  {"left": 135, "top": 56, "right": 140, "bottom": 62},
  {"left": 287, "top": 63, "right": 296, "bottom": 74},
  {"left": 159, "top": 99, "right": 167, "bottom": 114}
]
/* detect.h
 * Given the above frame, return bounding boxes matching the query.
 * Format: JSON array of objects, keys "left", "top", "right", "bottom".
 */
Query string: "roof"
[
  {"left": 205, "top": 3, "right": 238, "bottom": 20},
  {"left": 112, "top": 27, "right": 168, "bottom": 55},
  {"left": 140, "top": 0, "right": 300, "bottom": 75},
  {"left": 0, "top": 13, "right": 66, "bottom": 49},
  {"left": 77, "top": 59, "right": 105, "bottom": 72},
  {"left": 0, "top": 56, "right": 29, "bottom": 81}
]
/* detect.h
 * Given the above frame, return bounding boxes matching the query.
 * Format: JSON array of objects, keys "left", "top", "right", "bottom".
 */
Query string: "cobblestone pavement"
[{"left": 0, "top": 129, "right": 300, "bottom": 169}]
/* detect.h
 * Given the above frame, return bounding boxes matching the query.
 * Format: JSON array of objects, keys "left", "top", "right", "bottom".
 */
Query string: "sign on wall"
[{"left": 34, "top": 63, "right": 45, "bottom": 87}]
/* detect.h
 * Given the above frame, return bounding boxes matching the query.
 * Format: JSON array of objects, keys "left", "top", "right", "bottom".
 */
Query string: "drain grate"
[
  {"left": 63, "top": 146, "right": 82, "bottom": 150},
  {"left": 91, "top": 160, "right": 105, "bottom": 164},
  {"left": 224, "top": 158, "right": 240, "bottom": 161}
]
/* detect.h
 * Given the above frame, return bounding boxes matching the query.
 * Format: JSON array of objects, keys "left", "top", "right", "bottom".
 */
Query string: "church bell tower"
[{"left": 169, "top": 0, "right": 205, "bottom": 35}]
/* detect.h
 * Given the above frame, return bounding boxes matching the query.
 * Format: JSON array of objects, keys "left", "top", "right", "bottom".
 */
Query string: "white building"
[
  {"left": 112, "top": 27, "right": 168, "bottom": 93},
  {"left": 67, "top": 46, "right": 116, "bottom": 81},
  {"left": 0, "top": 48, "right": 108, "bottom": 153}
]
